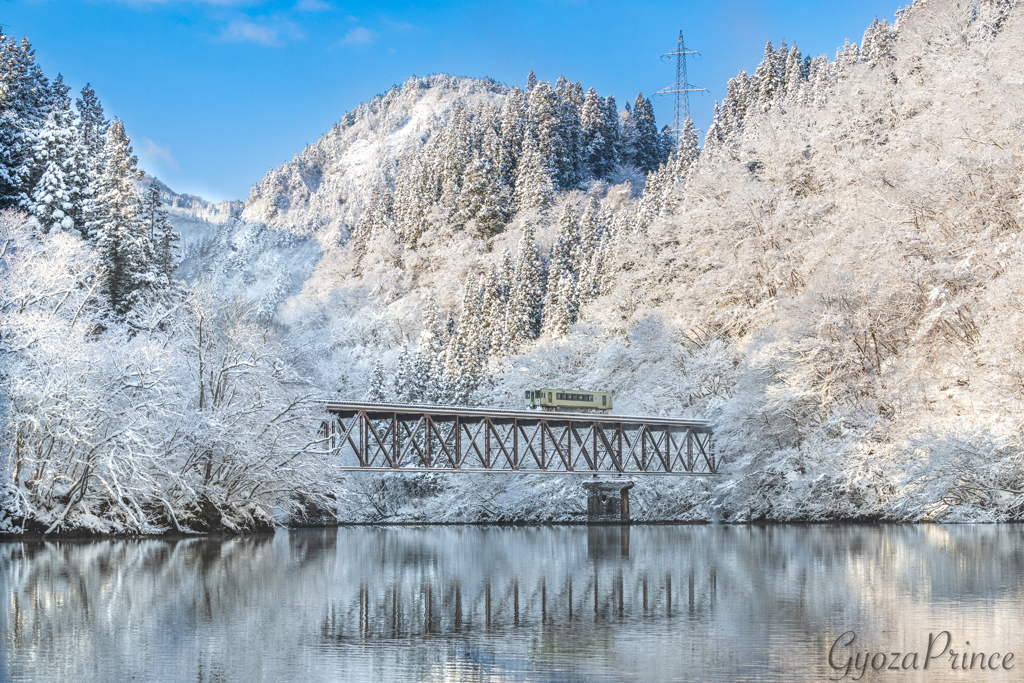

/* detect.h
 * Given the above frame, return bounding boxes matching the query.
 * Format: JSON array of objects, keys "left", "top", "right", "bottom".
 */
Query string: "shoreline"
[{"left": 0, "top": 517, "right": 954, "bottom": 542}]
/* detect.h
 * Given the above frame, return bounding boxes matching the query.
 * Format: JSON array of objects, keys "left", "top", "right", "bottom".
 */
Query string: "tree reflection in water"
[{"left": 3, "top": 525, "right": 1024, "bottom": 682}]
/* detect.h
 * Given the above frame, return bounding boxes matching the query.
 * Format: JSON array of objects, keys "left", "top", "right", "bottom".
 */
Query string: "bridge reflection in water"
[
  {"left": 318, "top": 525, "right": 717, "bottom": 642},
  {"left": 8, "top": 525, "right": 1024, "bottom": 682}
]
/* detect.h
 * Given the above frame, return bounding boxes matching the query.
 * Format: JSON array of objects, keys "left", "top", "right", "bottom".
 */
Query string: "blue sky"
[{"left": 3, "top": 0, "right": 901, "bottom": 202}]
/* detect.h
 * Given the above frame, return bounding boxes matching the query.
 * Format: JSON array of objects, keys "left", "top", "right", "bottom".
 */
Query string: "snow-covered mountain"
[
  {"left": 154, "top": 0, "right": 1024, "bottom": 525},
  {"left": 8, "top": 0, "right": 1022, "bottom": 536},
  {"left": 240, "top": 75, "right": 508, "bottom": 241}
]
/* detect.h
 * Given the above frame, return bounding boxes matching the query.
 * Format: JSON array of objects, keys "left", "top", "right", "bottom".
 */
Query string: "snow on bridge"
[{"left": 320, "top": 402, "right": 717, "bottom": 476}]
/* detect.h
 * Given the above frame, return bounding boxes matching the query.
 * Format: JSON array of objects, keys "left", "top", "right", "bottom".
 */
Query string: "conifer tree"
[
  {"left": 542, "top": 204, "right": 581, "bottom": 337},
  {"left": 635, "top": 166, "right": 666, "bottom": 229},
  {"left": 418, "top": 295, "right": 447, "bottom": 402},
  {"left": 393, "top": 152, "right": 434, "bottom": 248},
  {"left": 720, "top": 73, "right": 751, "bottom": 142},
  {"left": 140, "top": 182, "right": 179, "bottom": 286},
  {"left": 26, "top": 75, "right": 84, "bottom": 234},
  {"left": 861, "top": 18, "right": 896, "bottom": 68},
  {"left": 754, "top": 41, "right": 783, "bottom": 111},
  {"left": 808, "top": 55, "right": 833, "bottom": 107},
  {"left": 0, "top": 34, "right": 50, "bottom": 209},
  {"left": 487, "top": 251, "right": 516, "bottom": 357},
  {"left": 514, "top": 137, "right": 554, "bottom": 211},
  {"left": 349, "top": 211, "right": 373, "bottom": 276},
  {"left": 367, "top": 358, "right": 387, "bottom": 402},
  {"left": 442, "top": 273, "right": 488, "bottom": 403},
  {"left": 658, "top": 125, "right": 677, "bottom": 164},
  {"left": 93, "top": 119, "right": 149, "bottom": 318},
  {"left": 784, "top": 44, "right": 805, "bottom": 101},
  {"left": 834, "top": 39, "right": 860, "bottom": 78},
  {"left": 75, "top": 84, "right": 109, "bottom": 232},
  {"left": 410, "top": 349, "right": 432, "bottom": 404},
  {"left": 526, "top": 81, "right": 566, "bottom": 189},
  {"left": 775, "top": 39, "right": 789, "bottom": 86},
  {"left": 618, "top": 100, "right": 638, "bottom": 168},
  {"left": 581, "top": 87, "right": 614, "bottom": 178},
  {"left": 438, "top": 102, "right": 473, "bottom": 227},
  {"left": 393, "top": 346, "right": 418, "bottom": 403},
  {"left": 632, "top": 94, "right": 661, "bottom": 173},
  {"left": 677, "top": 116, "right": 700, "bottom": 173},
  {"left": 581, "top": 204, "right": 614, "bottom": 308},
  {"left": 460, "top": 149, "right": 510, "bottom": 238},
  {"left": 76, "top": 85, "right": 108, "bottom": 160},
  {"left": 704, "top": 101, "right": 726, "bottom": 152},
  {"left": 480, "top": 261, "right": 510, "bottom": 354},
  {"left": 555, "top": 76, "right": 584, "bottom": 187},
  {"left": 576, "top": 202, "right": 602, "bottom": 307},
  {"left": 504, "top": 222, "right": 546, "bottom": 349},
  {"left": 497, "top": 87, "right": 527, "bottom": 188}
]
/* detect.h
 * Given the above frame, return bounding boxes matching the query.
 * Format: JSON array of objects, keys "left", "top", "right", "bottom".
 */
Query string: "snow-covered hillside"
[
  {"left": 240, "top": 75, "right": 508, "bottom": 241},
  {"left": 5, "top": 0, "right": 1024, "bottom": 536},
  {"left": 165, "top": 0, "right": 1024, "bottom": 525}
]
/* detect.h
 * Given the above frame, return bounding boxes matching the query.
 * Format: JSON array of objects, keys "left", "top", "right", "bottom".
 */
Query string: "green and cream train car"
[{"left": 525, "top": 388, "right": 613, "bottom": 411}]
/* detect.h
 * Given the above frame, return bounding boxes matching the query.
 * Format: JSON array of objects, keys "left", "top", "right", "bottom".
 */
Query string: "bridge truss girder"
[{"left": 321, "top": 403, "right": 717, "bottom": 476}]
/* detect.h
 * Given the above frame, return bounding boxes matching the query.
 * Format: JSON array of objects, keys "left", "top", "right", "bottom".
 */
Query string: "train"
[{"left": 524, "top": 388, "right": 613, "bottom": 411}]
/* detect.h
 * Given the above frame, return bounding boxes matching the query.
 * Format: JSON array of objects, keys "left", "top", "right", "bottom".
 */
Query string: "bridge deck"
[{"left": 320, "top": 402, "right": 717, "bottom": 476}]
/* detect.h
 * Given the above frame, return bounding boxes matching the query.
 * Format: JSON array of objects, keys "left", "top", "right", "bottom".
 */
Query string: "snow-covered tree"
[
  {"left": 526, "top": 81, "right": 566, "bottom": 190},
  {"left": 441, "top": 273, "right": 488, "bottom": 403},
  {"left": 366, "top": 358, "right": 387, "bottom": 402},
  {"left": 542, "top": 204, "right": 581, "bottom": 337},
  {"left": 140, "top": 181, "right": 179, "bottom": 286},
  {"left": 25, "top": 75, "right": 84, "bottom": 234},
  {"left": 514, "top": 137, "right": 554, "bottom": 211},
  {"left": 0, "top": 33, "right": 49, "bottom": 209},
  {"left": 617, "top": 100, "right": 638, "bottom": 168},
  {"left": 92, "top": 119, "right": 150, "bottom": 318},
  {"left": 632, "top": 94, "right": 661, "bottom": 173},
  {"left": 581, "top": 87, "right": 615, "bottom": 178},
  {"left": 861, "top": 17, "right": 897, "bottom": 69},
  {"left": 784, "top": 44, "right": 805, "bottom": 101},
  {"left": 74, "top": 84, "right": 109, "bottom": 233},
  {"left": 753, "top": 41, "right": 783, "bottom": 110}
]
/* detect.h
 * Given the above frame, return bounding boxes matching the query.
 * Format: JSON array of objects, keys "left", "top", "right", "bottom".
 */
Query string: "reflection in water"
[{"left": 3, "top": 525, "right": 1024, "bottom": 682}]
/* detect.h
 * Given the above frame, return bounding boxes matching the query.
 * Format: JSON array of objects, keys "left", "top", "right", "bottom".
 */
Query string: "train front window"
[{"left": 525, "top": 390, "right": 531, "bottom": 399}]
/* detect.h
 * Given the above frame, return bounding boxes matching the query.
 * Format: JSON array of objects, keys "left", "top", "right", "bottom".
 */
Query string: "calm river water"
[{"left": 3, "top": 525, "right": 1024, "bottom": 682}]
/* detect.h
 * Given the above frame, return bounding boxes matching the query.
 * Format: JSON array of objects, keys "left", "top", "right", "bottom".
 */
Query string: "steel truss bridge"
[{"left": 321, "top": 402, "right": 717, "bottom": 475}]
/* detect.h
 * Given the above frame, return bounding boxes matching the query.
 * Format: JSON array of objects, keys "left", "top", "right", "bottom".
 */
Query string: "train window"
[
  {"left": 525, "top": 390, "right": 531, "bottom": 399},
  {"left": 602, "top": 395, "right": 607, "bottom": 406},
  {"left": 547, "top": 392, "right": 552, "bottom": 401}
]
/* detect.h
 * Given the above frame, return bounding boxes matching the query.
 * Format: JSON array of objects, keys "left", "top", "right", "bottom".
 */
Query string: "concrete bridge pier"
[{"left": 582, "top": 480, "right": 635, "bottom": 523}]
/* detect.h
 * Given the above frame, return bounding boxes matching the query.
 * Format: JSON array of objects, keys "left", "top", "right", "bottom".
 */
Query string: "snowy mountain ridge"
[
  {"left": 240, "top": 74, "right": 508, "bottom": 241},
  {"left": 152, "top": 176, "right": 242, "bottom": 225}
]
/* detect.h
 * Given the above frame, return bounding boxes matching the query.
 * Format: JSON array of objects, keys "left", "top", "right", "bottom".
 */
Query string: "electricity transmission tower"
[{"left": 656, "top": 31, "right": 706, "bottom": 147}]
